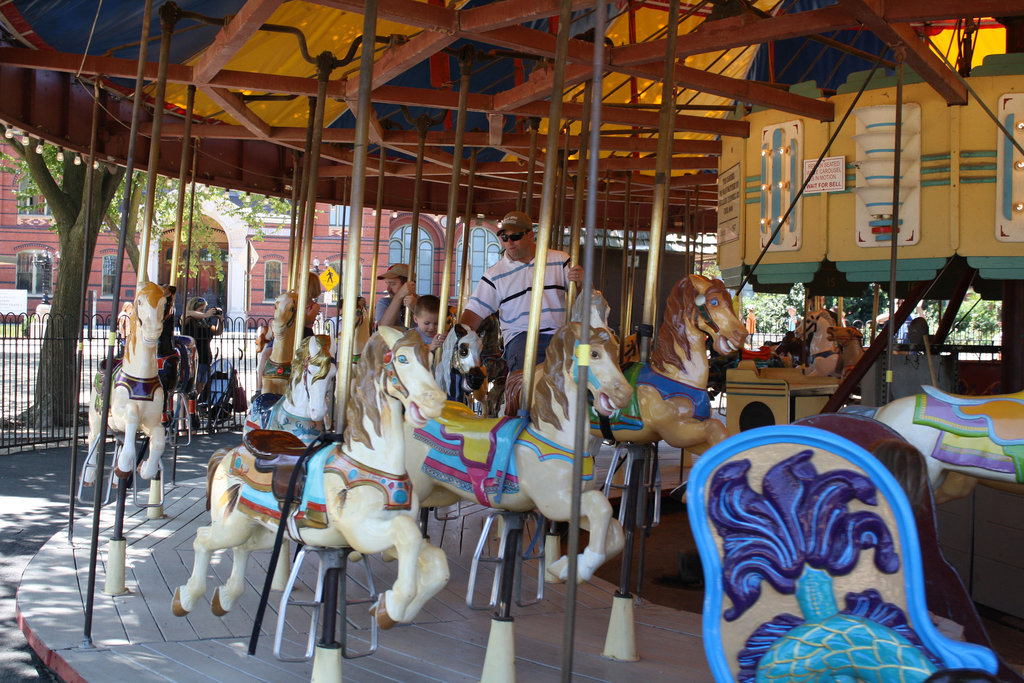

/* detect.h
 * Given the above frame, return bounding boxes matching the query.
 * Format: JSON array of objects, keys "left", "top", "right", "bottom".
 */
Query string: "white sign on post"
[
  {"left": 802, "top": 156, "right": 846, "bottom": 194},
  {"left": 717, "top": 163, "right": 742, "bottom": 244},
  {"left": 0, "top": 289, "right": 28, "bottom": 315}
]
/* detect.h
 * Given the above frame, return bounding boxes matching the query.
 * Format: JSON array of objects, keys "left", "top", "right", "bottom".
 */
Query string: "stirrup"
[
  {"left": 433, "top": 501, "right": 462, "bottom": 522},
  {"left": 465, "top": 510, "right": 544, "bottom": 610},
  {"left": 604, "top": 443, "right": 660, "bottom": 528},
  {"left": 274, "top": 546, "right": 379, "bottom": 662},
  {"left": 129, "top": 438, "right": 165, "bottom": 510},
  {"left": 76, "top": 434, "right": 121, "bottom": 507}
]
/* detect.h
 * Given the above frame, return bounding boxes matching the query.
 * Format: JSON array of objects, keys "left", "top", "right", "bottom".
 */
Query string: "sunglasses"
[{"left": 499, "top": 231, "right": 529, "bottom": 243}]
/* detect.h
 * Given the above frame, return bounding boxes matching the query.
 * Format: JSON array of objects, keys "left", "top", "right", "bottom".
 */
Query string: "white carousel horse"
[
  {"left": 84, "top": 282, "right": 175, "bottom": 483},
  {"left": 244, "top": 335, "right": 336, "bottom": 444},
  {"left": 174, "top": 327, "right": 448, "bottom": 627},
  {"left": 801, "top": 308, "right": 840, "bottom": 377},
  {"left": 405, "top": 321, "right": 633, "bottom": 582},
  {"left": 434, "top": 323, "right": 486, "bottom": 403},
  {"left": 586, "top": 274, "right": 748, "bottom": 451},
  {"left": 259, "top": 290, "right": 299, "bottom": 396},
  {"left": 325, "top": 296, "right": 371, "bottom": 362},
  {"left": 874, "top": 387, "right": 1024, "bottom": 503}
]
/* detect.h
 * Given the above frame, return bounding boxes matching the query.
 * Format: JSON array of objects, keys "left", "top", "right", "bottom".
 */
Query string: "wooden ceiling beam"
[
  {"left": 201, "top": 86, "right": 273, "bottom": 138},
  {"left": 310, "top": 0, "right": 455, "bottom": 31},
  {"left": 346, "top": 30, "right": 458, "bottom": 98},
  {"left": 193, "top": 0, "right": 284, "bottom": 83},
  {"left": 883, "top": 0, "right": 1024, "bottom": 22},
  {"left": 839, "top": 0, "right": 966, "bottom": 104}
]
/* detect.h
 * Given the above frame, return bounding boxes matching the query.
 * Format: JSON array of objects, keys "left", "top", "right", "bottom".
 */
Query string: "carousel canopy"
[{"left": 0, "top": 0, "right": 1017, "bottom": 227}]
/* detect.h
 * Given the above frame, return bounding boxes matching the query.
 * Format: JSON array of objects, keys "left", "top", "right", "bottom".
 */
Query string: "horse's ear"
[
  {"left": 687, "top": 273, "right": 708, "bottom": 306},
  {"left": 376, "top": 325, "right": 403, "bottom": 349}
]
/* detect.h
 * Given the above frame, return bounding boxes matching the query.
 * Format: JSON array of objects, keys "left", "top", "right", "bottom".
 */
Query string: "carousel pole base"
[
  {"left": 543, "top": 533, "right": 561, "bottom": 583},
  {"left": 480, "top": 616, "right": 516, "bottom": 683},
  {"left": 602, "top": 594, "right": 639, "bottom": 661},
  {"left": 146, "top": 479, "right": 165, "bottom": 519},
  {"left": 310, "top": 643, "right": 342, "bottom": 683},
  {"left": 103, "top": 539, "right": 128, "bottom": 596}
]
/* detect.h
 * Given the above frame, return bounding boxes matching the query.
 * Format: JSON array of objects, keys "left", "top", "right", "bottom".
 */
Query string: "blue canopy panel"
[{"left": 746, "top": 0, "right": 891, "bottom": 93}]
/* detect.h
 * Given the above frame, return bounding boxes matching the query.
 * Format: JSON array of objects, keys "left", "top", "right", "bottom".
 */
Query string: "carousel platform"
[{"left": 17, "top": 471, "right": 713, "bottom": 682}]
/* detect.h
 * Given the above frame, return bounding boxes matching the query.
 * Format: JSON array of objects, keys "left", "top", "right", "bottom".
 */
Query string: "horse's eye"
[
  {"left": 710, "top": 298, "right": 719, "bottom": 306},
  {"left": 590, "top": 350, "right": 599, "bottom": 360},
  {"left": 397, "top": 354, "right": 408, "bottom": 364},
  {"left": 459, "top": 346, "right": 468, "bottom": 357}
]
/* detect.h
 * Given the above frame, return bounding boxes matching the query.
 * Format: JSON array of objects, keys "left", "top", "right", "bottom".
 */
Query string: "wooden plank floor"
[{"left": 17, "top": 449, "right": 712, "bottom": 682}]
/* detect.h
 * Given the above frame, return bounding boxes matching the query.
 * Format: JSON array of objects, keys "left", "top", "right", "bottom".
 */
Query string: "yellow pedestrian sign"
[{"left": 319, "top": 266, "right": 339, "bottom": 291}]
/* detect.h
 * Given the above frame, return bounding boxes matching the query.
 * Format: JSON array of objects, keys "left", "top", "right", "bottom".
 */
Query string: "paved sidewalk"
[{"left": 0, "top": 430, "right": 243, "bottom": 682}]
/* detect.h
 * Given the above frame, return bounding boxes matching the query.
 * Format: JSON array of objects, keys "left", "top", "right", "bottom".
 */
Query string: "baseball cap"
[
  {"left": 497, "top": 211, "right": 533, "bottom": 237},
  {"left": 377, "top": 263, "right": 409, "bottom": 280}
]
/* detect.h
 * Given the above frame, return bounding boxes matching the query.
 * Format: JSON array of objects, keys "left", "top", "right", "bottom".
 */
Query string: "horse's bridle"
[{"left": 382, "top": 348, "right": 410, "bottom": 399}]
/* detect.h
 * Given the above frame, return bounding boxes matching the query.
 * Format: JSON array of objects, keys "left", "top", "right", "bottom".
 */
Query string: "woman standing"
[{"left": 181, "top": 297, "right": 223, "bottom": 399}]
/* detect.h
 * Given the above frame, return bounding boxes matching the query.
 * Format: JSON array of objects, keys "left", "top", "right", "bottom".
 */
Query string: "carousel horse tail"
[{"left": 503, "top": 370, "right": 523, "bottom": 417}]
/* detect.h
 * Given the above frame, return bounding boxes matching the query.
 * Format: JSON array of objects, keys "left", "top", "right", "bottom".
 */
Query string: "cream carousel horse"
[
  {"left": 259, "top": 290, "right": 299, "bottom": 396},
  {"left": 435, "top": 323, "right": 487, "bottom": 403},
  {"left": 173, "top": 328, "right": 448, "bottom": 627},
  {"left": 405, "top": 322, "right": 633, "bottom": 582},
  {"left": 244, "top": 335, "right": 336, "bottom": 444},
  {"left": 874, "top": 388, "right": 1024, "bottom": 503},
  {"left": 827, "top": 325, "right": 864, "bottom": 377},
  {"left": 800, "top": 308, "right": 840, "bottom": 377},
  {"left": 590, "top": 274, "right": 747, "bottom": 450},
  {"left": 84, "top": 282, "right": 176, "bottom": 483}
]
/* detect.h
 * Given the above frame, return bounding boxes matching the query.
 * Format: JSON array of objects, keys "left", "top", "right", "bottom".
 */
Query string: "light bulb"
[
  {"left": 1014, "top": 202, "right": 1024, "bottom": 213},
  {"left": 56, "top": 151, "right": 64, "bottom": 162},
  {"left": 1015, "top": 160, "right": 1024, "bottom": 170},
  {"left": 34, "top": 143, "right": 43, "bottom": 154},
  {"left": 92, "top": 160, "right": 99, "bottom": 169},
  {"left": 74, "top": 154, "right": 82, "bottom": 166},
  {"left": 3, "top": 128, "right": 12, "bottom": 139},
  {"left": 21, "top": 135, "right": 30, "bottom": 145}
]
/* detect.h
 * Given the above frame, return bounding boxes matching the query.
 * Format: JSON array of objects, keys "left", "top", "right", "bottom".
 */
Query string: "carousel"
[{"left": 5, "top": 1, "right": 1024, "bottom": 681}]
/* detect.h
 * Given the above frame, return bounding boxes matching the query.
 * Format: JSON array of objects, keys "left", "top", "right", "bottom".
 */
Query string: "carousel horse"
[
  {"left": 873, "top": 387, "right": 1024, "bottom": 503},
  {"left": 173, "top": 327, "right": 448, "bottom": 627},
  {"left": 474, "top": 312, "right": 507, "bottom": 417},
  {"left": 589, "top": 274, "right": 747, "bottom": 450},
  {"left": 827, "top": 325, "right": 864, "bottom": 378},
  {"left": 244, "top": 335, "right": 336, "bottom": 443},
  {"left": 259, "top": 290, "right": 299, "bottom": 396},
  {"left": 801, "top": 308, "right": 840, "bottom": 377},
  {"left": 404, "top": 322, "right": 633, "bottom": 582},
  {"left": 325, "top": 296, "right": 370, "bottom": 362},
  {"left": 84, "top": 282, "right": 176, "bottom": 483},
  {"left": 434, "top": 323, "right": 486, "bottom": 403}
]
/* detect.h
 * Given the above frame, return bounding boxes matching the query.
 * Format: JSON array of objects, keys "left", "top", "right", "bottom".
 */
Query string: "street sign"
[{"left": 319, "top": 266, "right": 339, "bottom": 290}]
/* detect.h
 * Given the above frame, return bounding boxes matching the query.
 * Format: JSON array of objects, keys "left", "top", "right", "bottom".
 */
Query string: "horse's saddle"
[
  {"left": 415, "top": 401, "right": 527, "bottom": 506},
  {"left": 914, "top": 386, "right": 1024, "bottom": 482},
  {"left": 243, "top": 428, "right": 310, "bottom": 501}
]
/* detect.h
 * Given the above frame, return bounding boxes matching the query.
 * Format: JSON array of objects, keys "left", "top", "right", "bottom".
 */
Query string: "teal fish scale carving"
[{"left": 757, "top": 615, "right": 935, "bottom": 682}]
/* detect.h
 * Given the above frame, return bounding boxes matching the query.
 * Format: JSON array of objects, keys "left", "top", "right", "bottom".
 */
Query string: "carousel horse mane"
[
  {"left": 570, "top": 288, "right": 611, "bottom": 328},
  {"left": 284, "top": 334, "right": 333, "bottom": 404},
  {"left": 124, "top": 282, "right": 173, "bottom": 364},
  {"left": 347, "top": 328, "right": 428, "bottom": 448},
  {"left": 651, "top": 274, "right": 731, "bottom": 369},
  {"left": 532, "top": 322, "right": 615, "bottom": 432}
]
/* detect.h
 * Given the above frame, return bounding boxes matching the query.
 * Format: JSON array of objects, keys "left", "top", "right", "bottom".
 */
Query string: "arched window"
[
  {"left": 388, "top": 225, "right": 434, "bottom": 294},
  {"left": 455, "top": 226, "right": 501, "bottom": 297},
  {"left": 16, "top": 250, "right": 52, "bottom": 295},
  {"left": 263, "top": 260, "right": 282, "bottom": 302},
  {"left": 101, "top": 254, "right": 118, "bottom": 297}
]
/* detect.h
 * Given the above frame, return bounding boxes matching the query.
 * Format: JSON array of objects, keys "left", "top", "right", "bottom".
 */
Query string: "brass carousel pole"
[
  {"left": 405, "top": 114, "right": 431, "bottom": 326},
  {"left": 457, "top": 149, "right": 478, "bottom": 317},
  {"left": 599, "top": 171, "right": 610, "bottom": 291},
  {"left": 524, "top": 117, "right": 540, "bottom": 217},
  {"left": 640, "top": 0, "right": 679, "bottom": 362},
  {"left": 138, "top": 2, "right": 179, "bottom": 286},
  {"left": 292, "top": 53, "right": 334, "bottom": 341},
  {"left": 290, "top": 98, "right": 316, "bottom": 288},
  {"left": 369, "top": 147, "right": 386, "bottom": 316},
  {"left": 169, "top": 84, "right": 195, "bottom": 287},
  {"left": 886, "top": 49, "right": 905, "bottom": 405},
  {"left": 619, "top": 173, "right": 633, "bottom": 345},
  {"left": 84, "top": 0, "right": 153, "bottom": 646},
  {"left": 554, "top": 127, "right": 571, "bottom": 249},
  {"left": 567, "top": 81, "right": 592, "bottom": 311},
  {"left": 437, "top": 47, "right": 472, "bottom": 343},
  {"left": 335, "top": 2, "right": 379, "bottom": 430}
]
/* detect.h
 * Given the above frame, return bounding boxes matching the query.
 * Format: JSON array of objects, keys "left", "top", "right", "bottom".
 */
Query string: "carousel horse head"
[
  {"left": 286, "top": 334, "right": 337, "bottom": 424},
  {"left": 348, "top": 327, "right": 445, "bottom": 444},
  {"left": 533, "top": 322, "right": 632, "bottom": 430},
  {"left": 271, "top": 290, "right": 299, "bottom": 336},
  {"left": 125, "top": 282, "right": 176, "bottom": 362},
  {"left": 661, "top": 274, "right": 746, "bottom": 359},
  {"left": 436, "top": 324, "right": 487, "bottom": 396},
  {"left": 570, "top": 288, "right": 612, "bottom": 328}
]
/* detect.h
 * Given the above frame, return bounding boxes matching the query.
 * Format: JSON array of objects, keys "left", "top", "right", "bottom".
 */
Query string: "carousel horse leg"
[
  {"left": 103, "top": 472, "right": 132, "bottom": 596},
  {"left": 212, "top": 527, "right": 275, "bottom": 616},
  {"left": 481, "top": 512, "right": 523, "bottom": 683},
  {"left": 173, "top": 510, "right": 263, "bottom": 616}
]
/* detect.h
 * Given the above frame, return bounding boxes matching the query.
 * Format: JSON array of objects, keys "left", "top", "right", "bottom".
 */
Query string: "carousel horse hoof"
[
  {"left": 381, "top": 547, "right": 398, "bottom": 563},
  {"left": 114, "top": 466, "right": 132, "bottom": 479},
  {"left": 547, "top": 555, "right": 570, "bottom": 583},
  {"left": 172, "top": 587, "right": 190, "bottom": 616},
  {"left": 139, "top": 458, "right": 160, "bottom": 481},
  {"left": 211, "top": 587, "right": 229, "bottom": 616},
  {"left": 348, "top": 550, "right": 364, "bottom": 563},
  {"left": 83, "top": 466, "right": 97, "bottom": 486},
  {"left": 370, "top": 593, "right": 397, "bottom": 630}
]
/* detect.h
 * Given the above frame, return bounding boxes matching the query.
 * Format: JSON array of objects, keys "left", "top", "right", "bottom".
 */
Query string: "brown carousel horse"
[
  {"left": 591, "top": 274, "right": 747, "bottom": 450},
  {"left": 258, "top": 290, "right": 299, "bottom": 396}
]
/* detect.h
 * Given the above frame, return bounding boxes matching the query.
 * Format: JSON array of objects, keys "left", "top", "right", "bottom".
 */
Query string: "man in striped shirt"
[{"left": 460, "top": 210, "right": 583, "bottom": 373}]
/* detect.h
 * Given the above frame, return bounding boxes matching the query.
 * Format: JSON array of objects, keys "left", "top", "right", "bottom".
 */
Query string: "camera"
[{"left": 211, "top": 307, "right": 223, "bottom": 316}]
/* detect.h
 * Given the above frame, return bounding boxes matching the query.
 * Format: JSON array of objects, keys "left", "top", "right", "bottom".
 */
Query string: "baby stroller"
[{"left": 203, "top": 350, "right": 244, "bottom": 432}]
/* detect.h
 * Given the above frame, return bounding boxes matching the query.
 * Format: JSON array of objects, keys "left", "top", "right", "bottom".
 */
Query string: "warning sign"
[
  {"left": 319, "top": 266, "right": 339, "bottom": 291},
  {"left": 802, "top": 156, "right": 846, "bottom": 194}
]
